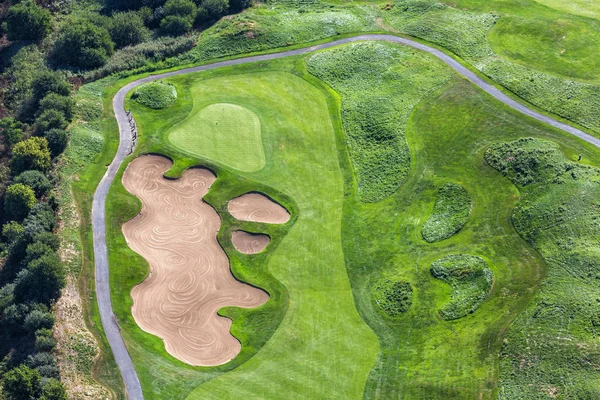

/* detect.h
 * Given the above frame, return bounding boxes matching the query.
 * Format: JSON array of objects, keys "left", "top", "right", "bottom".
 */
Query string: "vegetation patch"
[
  {"left": 422, "top": 183, "right": 471, "bottom": 242},
  {"left": 430, "top": 254, "right": 494, "bottom": 320},
  {"left": 131, "top": 81, "right": 177, "bottom": 109},
  {"left": 372, "top": 279, "right": 413, "bottom": 317},
  {"left": 486, "top": 137, "right": 600, "bottom": 398},
  {"left": 307, "top": 42, "right": 452, "bottom": 202}
]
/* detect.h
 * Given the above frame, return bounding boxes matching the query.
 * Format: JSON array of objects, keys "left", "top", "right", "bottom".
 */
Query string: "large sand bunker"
[
  {"left": 232, "top": 231, "right": 270, "bottom": 254},
  {"left": 228, "top": 193, "right": 290, "bottom": 224},
  {"left": 122, "top": 155, "right": 269, "bottom": 366}
]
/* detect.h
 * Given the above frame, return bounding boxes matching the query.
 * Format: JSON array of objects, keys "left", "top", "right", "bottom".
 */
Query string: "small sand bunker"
[
  {"left": 122, "top": 155, "right": 268, "bottom": 366},
  {"left": 232, "top": 231, "right": 270, "bottom": 254},
  {"left": 228, "top": 193, "right": 290, "bottom": 224}
]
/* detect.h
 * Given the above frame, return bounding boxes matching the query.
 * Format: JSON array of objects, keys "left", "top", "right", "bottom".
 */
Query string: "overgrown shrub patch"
[
  {"left": 430, "top": 254, "right": 493, "bottom": 320},
  {"left": 132, "top": 81, "right": 177, "bottom": 109},
  {"left": 372, "top": 279, "right": 413, "bottom": 318},
  {"left": 422, "top": 183, "right": 471, "bottom": 242}
]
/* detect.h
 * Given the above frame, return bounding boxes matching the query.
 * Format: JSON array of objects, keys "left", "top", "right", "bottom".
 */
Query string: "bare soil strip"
[
  {"left": 231, "top": 231, "right": 270, "bottom": 254},
  {"left": 122, "top": 155, "right": 269, "bottom": 366},
  {"left": 228, "top": 193, "right": 290, "bottom": 224}
]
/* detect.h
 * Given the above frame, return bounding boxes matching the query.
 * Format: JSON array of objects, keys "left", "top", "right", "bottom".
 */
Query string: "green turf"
[
  {"left": 535, "top": 0, "right": 600, "bottom": 20},
  {"left": 132, "top": 81, "right": 178, "bottom": 109},
  {"left": 430, "top": 254, "right": 494, "bottom": 321},
  {"left": 169, "top": 102, "right": 265, "bottom": 172},
  {"left": 421, "top": 183, "right": 471, "bottom": 243}
]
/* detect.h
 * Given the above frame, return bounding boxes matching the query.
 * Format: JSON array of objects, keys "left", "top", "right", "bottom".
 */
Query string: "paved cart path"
[{"left": 92, "top": 33, "right": 600, "bottom": 399}]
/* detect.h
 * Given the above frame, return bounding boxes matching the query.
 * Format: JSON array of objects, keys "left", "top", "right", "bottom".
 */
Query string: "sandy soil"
[
  {"left": 231, "top": 231, "right": 270, "bottom": 254},
  {"left": 122, "top": 155, "right": 269, "bottom": 366},
  {"left": 228, "top": 193, "right": 290, "bottom": 224}
]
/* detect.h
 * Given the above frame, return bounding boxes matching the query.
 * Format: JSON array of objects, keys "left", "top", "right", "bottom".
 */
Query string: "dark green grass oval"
[{"left": 132, "top": 81, "right": 177, "bottom": 109}]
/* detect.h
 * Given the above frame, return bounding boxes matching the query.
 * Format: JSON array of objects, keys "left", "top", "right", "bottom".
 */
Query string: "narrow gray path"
[{"left": 93, "top": 33, "right": 600, "bottom": 399}]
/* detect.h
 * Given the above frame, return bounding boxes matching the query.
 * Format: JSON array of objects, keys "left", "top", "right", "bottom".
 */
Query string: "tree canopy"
[{"left": 5, "top": 1, "right": 52, "bottom": 42}]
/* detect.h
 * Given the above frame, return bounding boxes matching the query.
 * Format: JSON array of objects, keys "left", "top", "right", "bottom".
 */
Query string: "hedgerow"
[
  {"left": 430, "top": 254, "right": 493, "bottom": 320},
  {"left": 132, "top": 81, "right": 178, "bottom": 109},
  {"left": 486, "top": 138, "right": 600, "bottom": 398},
  {"left": 307, "top": 42, "right": 452, "bottom": 202},
  {"left": 422, "top": 183, "right": 471, "bottom": 242},
  {"left": 372, "top": 279, "right": 413, "bottom": 318}
]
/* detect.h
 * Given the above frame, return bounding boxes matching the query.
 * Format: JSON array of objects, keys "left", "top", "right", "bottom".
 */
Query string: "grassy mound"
[
  {"left": 430, "top": 254, "right": 493, "bottom": 320},
  {"left": 169, "top": 102, "right": 265, "bottom": 172},
  {"left": 307, "top": 42, "right": 452, "bottom": 202},
  {"left": 372, "top": 279, "right": 413, "bottom": 318},
  {"left": 131, "top": 81, "right": 177, "bottom": 109},
  {"left": 422, "top": 183, "right": 471, "bottom": 242},
  {"left": 486, "top": 137, "right": 600, "bottom": 398}
]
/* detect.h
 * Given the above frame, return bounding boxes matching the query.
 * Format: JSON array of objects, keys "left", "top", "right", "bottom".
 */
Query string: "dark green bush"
[
  {"left": 37, "top": 94, "right": 75, "bottom": 122},
  {"left": 36, "top": 110, "right": 68, "bottom": 134},
  {"left": 164, "top": 0, "right": 197, "bottom": 16},
  {"left": 15, "top": 253, "right": 65, "bottom": 304},
  {"left": 422, "top": 183, "right": 471, "bottom": 243},
  {"left": 109, "top": 11, "right": 151, "bottom": 49},
  {"left": 0, "top": 118, "right": 24, "bottom": 147},
  {"left": 31, "top": 71, "right": 71, "bottom": 106},
  {"left": 35, "top": 328, "right": 56, "bottom": 352},
  {"left": 23, "top": 242, "right": 55, "bottom": 265},
  {"left": 202, "top": 0, "right": 229, "bottom": 17},
  {"left": 160, "top": 14, "right": 193, "bottom": 36},
  {"left": 52, "top": 21, "right": 115, "bottom": 69},
  {"left": 5, "top": 1, "right": 52, "bottom": 42},
  {"left": 131, "top": 81, "right": 178, "bottom": 108},
  {"left": 373, "top": 279, "right": 413, "bottom": 317},
  {"left": 11, "top": 137, "right": 51, "bottom": 174},
  {"left": 2, "top": 365, "right": 42, "bottom": 400},
  {"left": 40, "top": 378, "right": 67, "bottom": 400},
  {"left": 14, "top": 170, "right": 52, "bottom": 198},
  {"left": 43, "top": 129, "right": 68, "bottom": 157},
  {"left": 23, "top": 309, "right": 55, "bottom": 332},
  {"left": 4, "top": 184, "right": 36, "bottom": 221}
]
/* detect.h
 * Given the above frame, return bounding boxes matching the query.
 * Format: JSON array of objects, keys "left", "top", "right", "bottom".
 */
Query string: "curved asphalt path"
[{"left": 93, "top": 33, "right": 600, "bottom": 399}]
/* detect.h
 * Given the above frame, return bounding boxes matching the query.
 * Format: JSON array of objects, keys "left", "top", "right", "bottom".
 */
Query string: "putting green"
[{"left": 169, "top": 102, "right": 265, "bottom": 172}]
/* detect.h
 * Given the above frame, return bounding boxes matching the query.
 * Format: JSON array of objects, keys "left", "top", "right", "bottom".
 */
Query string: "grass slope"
[
  {"left": 132, "top": 81, "right": 178, "bottom": 109},
  {"left": 109, "top": 63, "right": 378, "bottom": 399},
  {"left": 307, "top": 42, "right": 452, "bottom": 202},
  {"left": 421, "top": 183, "right": 471, "bottom": 243},
  {"left": 169, "top": 102, "right": 265, "bottom": 172},
  {"left": 485, "top": 138, "right": 600, "bottom": 399}
]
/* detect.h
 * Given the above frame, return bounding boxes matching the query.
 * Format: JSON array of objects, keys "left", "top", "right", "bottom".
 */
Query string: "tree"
[
  {"left": 2, "top": 221, "right": 25, "bottom": 244},
  {"left": 2, "top": 365, "right": 42, "bottom": 400},
  {"left": 35, "top": 328, "right": 57, "bottom": 352},
  {"left": 24, "top": 242, "right": 55, "bottom": 265},
  {"left": 4, "top": 184, "right": 36, "bottom": 221},
  {"left": 52, "top": 21, "right": 115, "bottom": 69},
  {"left": 43, "top": 128, "right": 68, "bottom": 157},
  {"left": 0, "top": 118, "right": 24, "bottom": 147},
  {"left": 36, "top": 110, "right": 68, "bottom": 134},
  {"left": 229, "top": 0, "right": 251, "bottom": 13},
  {"left": 202, "top": 0, "right": 229, "bottom": 17},
  {"left": 37, "top": 94, "right": 75, "bottom": 121},
  {"left": 15, "top": 253, "right": 65, "bottom": 304},
  {"left": 31, "top": 71, "right": 71, "bottom": 107},
  {"left": 164, "top": 0, "right": 196, "bottom": 16},
  {"left": 24, "top": 202, "right": 57, "bottom": 236},
  {"left": 14, "top": 170, "right": 52, "bottom": 198},
  {"left": 109, "top": 11, "right": 151, "bottom": 48},
  {"left": 11, "top": 137, "right": 51, "bottom": 174},
  {"left": 40, "top": 379, "right": 67, "bottom": 400},
  {"left": 160, "top": 15, "right": 193, "bottom": 36},
  {"left": 24, "top": 309, "right": 55, "bottom": 332},
  {"left": 5, "top": 1, "right": 52, "bottom": 42},
  {"left": 33, "top": 232, "right": 60, "bottom": 252}
]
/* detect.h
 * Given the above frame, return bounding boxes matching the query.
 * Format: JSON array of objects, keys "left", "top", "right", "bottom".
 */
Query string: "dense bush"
[
  {"left": 0, "top": 118, "right": 25, "bottom": 147},
  {"left": 14, "top": 170, "right": 52, "bottom": 198},
  {"left": 202, "top": 0, "right": 229, "bottom": 17},
  {"left": 421, "top": 183, "right": 471, "bottom": 243},
  {"left": 4, "top": 184, "right": 37, "bottom": 221},
  {"left": 131, "top": 81, "right": 177, "bottom": 108},
  {"left": 31, "top": 72, "right": 71, "bottom": 107},
  {"left": 36, "top": 110, "right": 68, "bottom": 133},
  {"left": 11, "top": 137, "right": 52, "bottom": 174},
  {"left": 372, "top": 279, "right": 413, "bottom": 317},
  {"left": 37, "top": 94, "right": 75, "bottom": 122},
  {"left": 2, "top": 364, "right": 42, "bottom": 400},
  {"left": 109, "top": 11, "right": 151, "bottom": 48},
  {"left": 5, "top": 0, "right": 52, "bottom": 42},
  {"left": 52, "top": 21, "right": 115, "bottom": 69},
  {"left": 430, "top": 254, "right": 493, "bottom": 320},
  {"left": 42, "top": 129, "right": 69, "bottom": 157},
  {"left": 160, "top": 14, "right": 193, "bottom": 36},
  {"left": 15, "top": 252, "right": 65, "bottom": 304}
]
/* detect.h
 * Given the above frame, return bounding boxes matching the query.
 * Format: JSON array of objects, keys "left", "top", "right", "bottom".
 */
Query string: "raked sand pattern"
[
  {"left": 231, "top": 230, "right": 270, "bottom": 254},
  {"left": 228, "top": 193, "right": 290, "bottom": 224},
  {"left": 122, "top": 155, "right": 269, "bottom": 366}
]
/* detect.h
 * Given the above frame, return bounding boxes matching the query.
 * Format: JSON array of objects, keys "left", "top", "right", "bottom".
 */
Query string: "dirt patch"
[
  {"left": 231, "top": 231, "right": 270, "bottom": 254},
  {"left": 228, "top": 193, "right": 290, "bottom": 224},
  {"left": 122, "top": 155, "right": 269, "bottom": 366}
]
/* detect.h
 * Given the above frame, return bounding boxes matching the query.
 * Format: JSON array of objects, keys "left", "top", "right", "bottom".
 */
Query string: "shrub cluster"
[
  {"left": 131, "top": 81, "right": 178, "bottom": 109},
  {"left": 372, "top": 279, "right": 413, "bottom": 317},
  {"left": 421, "top": 183, "right": 471, "bottom": 243},
  {"left": 430, "top": 254, "right": 493, "bottom": 320}
]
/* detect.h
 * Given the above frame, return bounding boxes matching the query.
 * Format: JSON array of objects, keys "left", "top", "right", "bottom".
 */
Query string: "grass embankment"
[
  {"left": 430, "top": 254, "right": 494, "bottom": 320},
  {"left": 131, "top": 81, "right": 177, "bottom": 109},
  {"left": 107, "top": 61, "right": 378, "bottom": 399},
  {"left": 486, "top": 138, "right": 600, "bottom": 399},
  {"left": 421, "top": 183, "right": 471, "bottom": 243},
  {"left": 304, "top": 40, "right": 600, "bottom": 398}
]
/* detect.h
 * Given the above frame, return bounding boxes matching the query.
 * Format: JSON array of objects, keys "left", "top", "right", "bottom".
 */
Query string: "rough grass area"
[
  {"left": 421, "top": 183, "right": 471, "bottom": 242},
  {"left": 112, "top": 65, "right": 378, "bottom": 399},
  {"left": 169, "top": 102, "right": 265, "bottom": 172},
  {"left": 307, "top": 42, "right": 452, "bottom": 202},
  {"left": 430, "top": 254, "right": 493, "bottom": 320},
  {"left": 485, "top": 137, "right": 600, "bottom": 399},
  {"left": 132, "top": 81, "right": 177, "bottom": 109},
  {"left": 372, "top": 279, "right": 413, "bottom": 317}
]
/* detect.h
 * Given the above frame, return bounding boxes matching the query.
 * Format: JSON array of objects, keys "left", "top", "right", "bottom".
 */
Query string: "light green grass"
[
  {"left": 421, "top": 182, "right": 471, "bottom": 243},
  {"left": 169, "top": 102, "right": 265, "bottom": 172},
  {"left": 535, "top": 0, "right": 600, "bottom": 20},
  {"left": 107, "top": 63, "right": 378, "bottom": 399}
]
